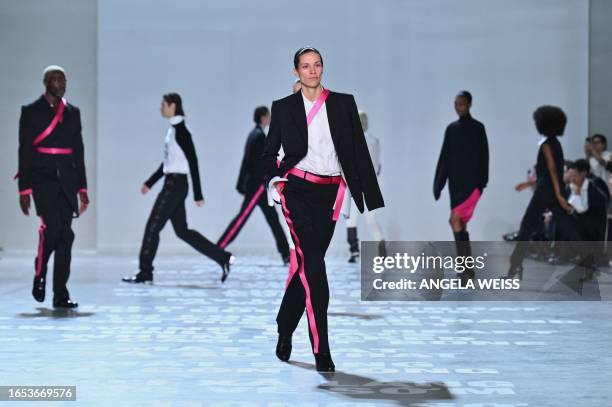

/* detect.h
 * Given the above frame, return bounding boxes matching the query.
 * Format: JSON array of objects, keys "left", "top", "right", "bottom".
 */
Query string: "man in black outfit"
[
  {"left": 434, "top": 91, "right": 489, "bottom": 283},
  {"left": 216, "top": 106, "right": 290, "bottom": 264},
  {"left": 263, "top": 47, "right": 384, "bottom": 372},
  {"left": 17, "top": 65, "right": 89, "bottom": 309}
]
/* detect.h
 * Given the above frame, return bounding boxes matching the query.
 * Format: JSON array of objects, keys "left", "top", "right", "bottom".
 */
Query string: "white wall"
[
  {"left": 0, "top": 0, "right": 97, "bottom": 251},
  {"left": 0, "top": 0, "right": 588, "bottom": 253}
]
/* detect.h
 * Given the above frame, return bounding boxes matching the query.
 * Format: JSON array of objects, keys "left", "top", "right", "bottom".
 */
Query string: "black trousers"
[
  {"left": 34, "top": 185, "right": 75, "bottom": 302},
  {"left": 217, "top": 184, "right": 290, "bottom": 257},
  {"left": 511, "top": 192, "right": 584, "bottom": 267},
  {"left": 276, "top": 174, "right": 338, "bottom": 355},
  {"left": 139, "top": 174, "right": 230, "bottom": 273}
]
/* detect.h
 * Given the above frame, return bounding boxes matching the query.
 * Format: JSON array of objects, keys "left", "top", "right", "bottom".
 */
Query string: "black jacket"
[
  {"left": 145, "top": 121, "right": 204, "bottom": 201},
  {"left": 433, "top": 114, "right": 489, "bottom": 207},
  {"left": 236, "top": 125, "right": 266, "bottom": 193},
  {"left": 18, "top": 96, "right": 87, "bottom": 215},
  {"left": 571, "top": 176, "right": 610, "bottom": 240},
  {"left": 262, "top": 91, "right": 384, "bottom": 213}
]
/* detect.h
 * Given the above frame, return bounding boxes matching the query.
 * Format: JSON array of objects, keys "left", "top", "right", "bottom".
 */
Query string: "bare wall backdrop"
[{"left": 1, "top": 0, "right": 590, "bottom": 255}]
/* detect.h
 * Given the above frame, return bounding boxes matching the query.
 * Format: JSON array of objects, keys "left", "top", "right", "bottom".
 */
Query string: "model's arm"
[
  {"left": 17, "top": 106, "right": 34, "bottom": 195},
  {"left": 479, "top": 124, "right": 489, "bottom": 190},
  {"left": 261, "top": 101, "right": 282, "bottom": 185},
  {"left": 349, "top": 95, "right": 384, "bottom": 211},
  {"left": 433, "top": 128, "right": 449, "bottom": 200},
  {"left": 144, "top": 163, "right": 164, "bottom": 189},
  {"left": 176, "top": 130, "right": 204, "bottom": 201},
  {"left": 72, "top": 108, "right": 88, "bottom": 192},
  {"left": 542, "top": 143, "right": 571, "bottom": 213}
]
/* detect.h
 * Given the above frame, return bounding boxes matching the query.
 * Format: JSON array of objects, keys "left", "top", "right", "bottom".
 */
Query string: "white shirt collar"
[{"left": 169, "top": 115, "right": 184, "bottom": 125}]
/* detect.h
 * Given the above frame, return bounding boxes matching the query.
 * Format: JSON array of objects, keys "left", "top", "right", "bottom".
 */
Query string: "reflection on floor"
[{"left": 0, "top": 252, "right": 610, "bottom": 406}]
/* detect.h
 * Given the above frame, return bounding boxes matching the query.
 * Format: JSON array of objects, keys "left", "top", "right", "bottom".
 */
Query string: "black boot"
[
  {"left": 454, "top": 230, "right": 474, "bottom": 283},
  {"left": 275, "top": 333, "right": 292, "bottom": 362},
  {"left": 53, "top": 299, "right": 78, "bottom": 309},
  {"left": 122, "top": 271, "right": 153, "bottom": 284},
  {"left": 347, "top": 227, "right": 359, "bottom": 263},
  {"left": 315, "top": 353, "right": 335, "bottom": 372}
]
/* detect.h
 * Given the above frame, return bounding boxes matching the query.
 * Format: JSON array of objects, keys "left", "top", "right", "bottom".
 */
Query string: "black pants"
[
  {"left": 511, "top": 192, "right": 583, "bottom": 267},
  {"left": 34, "top": 186, "right": 75, "bottom": 302},
  {"left": 217, "top": 184, "right": 290, "bottom": 257},
  {"left": 139, "top": 174, "right": 230, "bottom": 273},
  {"left": 276, "top": 174, "right": 338, "bottom": 355}
]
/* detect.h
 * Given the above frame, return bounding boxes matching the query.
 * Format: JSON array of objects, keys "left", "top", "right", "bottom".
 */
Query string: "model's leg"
[{"left": 217, "top": 186, "right": 264, "bottom": 249}]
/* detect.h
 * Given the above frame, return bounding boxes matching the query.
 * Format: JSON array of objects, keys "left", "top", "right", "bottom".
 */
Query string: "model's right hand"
[
  {"left": 141, "top": 184, "right": 150, "bottom": 195},
  {"left": 19, "top": 194, "right": 30, "bottom": 216},
  {"left": 558, "top": 196, "right": 573, "bottom": 214},
  {"left": 515, "top": 182, "right": 528, "bottom": 192}
]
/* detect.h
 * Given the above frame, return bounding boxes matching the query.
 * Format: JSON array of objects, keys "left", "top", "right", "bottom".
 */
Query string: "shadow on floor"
[
  {"left": 17, "top": 307, "right": 95, "bottom": 318},
  {"left": 290, "top": 361, "right": 453, "bottom": 406},
  {"left": 328, "top": 312, "right": 383, "bottom": 320}
]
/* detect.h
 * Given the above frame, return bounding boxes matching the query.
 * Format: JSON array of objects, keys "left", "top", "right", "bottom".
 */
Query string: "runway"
[{"left": 1, "top": 251, "right": 611, "bottom": 406}]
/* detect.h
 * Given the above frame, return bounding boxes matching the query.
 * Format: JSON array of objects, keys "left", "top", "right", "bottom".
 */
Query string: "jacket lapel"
[{"left": 324, "top": 92, "right": 341, "bottom": 148}]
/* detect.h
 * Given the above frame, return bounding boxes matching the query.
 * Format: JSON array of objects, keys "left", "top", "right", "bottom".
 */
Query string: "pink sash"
[
  {"left": 306, "top": 88, "right": 329, "bottom": 126},
  {"left": 14, "top": 98, "right": 67, "bottom": 180}
]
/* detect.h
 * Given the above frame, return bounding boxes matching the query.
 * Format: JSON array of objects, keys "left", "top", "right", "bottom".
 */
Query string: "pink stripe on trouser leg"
[
  {"left": 278, "top": 185, "right": 321, "bottom": 354},
  {"left": 218, "top": 185, "right": 265, "bottom": 249},
  {"left": 36, "top": 217, "right": 47, "bottom": 278}
]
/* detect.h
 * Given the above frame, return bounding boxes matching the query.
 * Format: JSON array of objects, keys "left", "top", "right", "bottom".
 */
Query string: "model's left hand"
[
  {"left": 79, "top": 191, "right": 89, "bottom": 215},
  {"left": 196, "top": 199, "right": 205, "bottom": 207}
]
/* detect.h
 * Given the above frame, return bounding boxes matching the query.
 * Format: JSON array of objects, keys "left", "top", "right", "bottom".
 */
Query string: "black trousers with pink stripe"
[
  {"left": 33, "top": 186, "right": 75, "bottom": 302},
  {"left": 276, "top": 174, "right": 338, "bottom": 355}
]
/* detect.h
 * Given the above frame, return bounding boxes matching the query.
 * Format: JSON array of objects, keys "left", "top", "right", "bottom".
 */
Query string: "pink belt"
[
  {"left": 36, "top": 147, "right": 73, "bottom": 155},
  {"left": 286, "top": 168, "right": 347, "bottom": 220}
]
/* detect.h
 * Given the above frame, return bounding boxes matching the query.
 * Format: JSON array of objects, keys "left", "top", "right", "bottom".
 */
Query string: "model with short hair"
[{"left": 17, "top": 65, "right": 89, "bottom": 308}]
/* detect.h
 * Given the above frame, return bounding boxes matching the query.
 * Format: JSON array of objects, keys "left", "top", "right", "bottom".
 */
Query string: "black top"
[
  {"left": 535, "top": 136, "right": 564, "bottom": 201},
  {"left": 145, "top": 121, "right": 203, "bottom": 201},
  {"left": 18, "top": 96, "right": 87, "bottom": 214},
  {"left": 262, "top": 91, "right": 384, "bottom": 213},
  {"left": 433, "top": 114, "right": 489, "bottom": 207},
  {"left": 569, "top": 176, "right": 610, "bottom": 240},
  {"left": 236, "top": 125, "right": 265, "bottom": 193}
]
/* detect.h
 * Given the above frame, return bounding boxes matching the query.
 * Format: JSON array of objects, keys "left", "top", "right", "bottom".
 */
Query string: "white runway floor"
[{"left": 0, "top": 251, "right": 611, "bottom": 406}]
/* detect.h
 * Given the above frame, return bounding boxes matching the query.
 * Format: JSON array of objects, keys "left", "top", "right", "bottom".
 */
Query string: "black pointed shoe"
[
  {"left": 315, "top": 353, "right": 335, "bottom": 372},
  {"left": 221, "top": 255, "right": 235, "bottom": 283},
  {"left": 502, "top": 265, "right": 523, "bottom": 280},
  {"left": 53, "top": 299, "right": 78, "bottom": 309},
  {"left": 32, "top": 275, "right": 45, "bottom": 303},
  {"left": 122, "top": 271, "right": 153, "bottom": 284},
  {"left": 275, "top": 334, "right": 292, "bottom": 362}
]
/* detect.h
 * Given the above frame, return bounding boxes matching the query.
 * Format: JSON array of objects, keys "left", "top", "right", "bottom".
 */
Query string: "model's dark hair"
[
  {"left": 533, "top": 105, "right": 566, "bottom": 137},
  {"left": 592, "top": 133, "right": 607, "bottom": 149},
  {"left": 457, "top": 90, "right": 472, "bottom": 104},
  {"left": 253, "top": 106, "right": 269, "bottom": 125},
  {"left": 569, "top": 158, "right": 590, "bottom": 174},
  {"left": 293, "top": 46, "right": 323, "bottom": 69},
  {"left": 163, "top": 92, "right": 185, "bottom": 116}
]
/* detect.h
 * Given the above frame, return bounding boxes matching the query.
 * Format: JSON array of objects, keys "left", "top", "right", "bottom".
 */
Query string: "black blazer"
[
  {"left": 236, "top": 125, "right": 266, "bottom": 194},
  {"left": 571, "top": 176, "right": 610, "bottom": 240},
  {"left": 18, "top": 96, "right": 87, "bottom": 215},
  {"left": 262, "top": 91, "right": 384, "bottom": 213}
]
